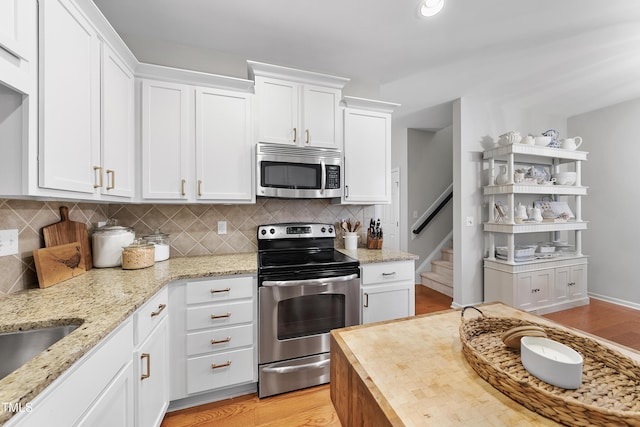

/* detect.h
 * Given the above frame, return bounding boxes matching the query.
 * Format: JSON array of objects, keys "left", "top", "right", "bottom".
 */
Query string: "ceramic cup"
[{"left": 343, "top": 232, "right": 359, "bottom": 250}]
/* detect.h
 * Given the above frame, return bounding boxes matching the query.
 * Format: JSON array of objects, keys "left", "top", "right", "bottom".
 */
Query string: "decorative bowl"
[
  {"left": 498, "top": 131, "right": 522, "bottom": 145},
  {"left": 552, "top": 171, "right": 577, "bottom": 185},
  {"left": 520, "top": 336, "right": 583, "bottom": 389},
  {"left": 534, "top": 136, "right": 552, "bottom": 146},
  {"left": 495, "top": 245, "right": 536, "bottom": 258}
]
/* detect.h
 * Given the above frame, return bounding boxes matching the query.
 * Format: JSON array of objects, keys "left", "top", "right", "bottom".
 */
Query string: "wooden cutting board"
[
  {"left": 33, "top": 242, "right": 86, "bottom": 288},
  {"left": 42, "top": 206, "right": 92, "bottom": 270}
]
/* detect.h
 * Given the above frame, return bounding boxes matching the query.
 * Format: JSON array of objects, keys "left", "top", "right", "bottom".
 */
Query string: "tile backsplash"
[{"left": 0, "top": 198, "right": 373, "bottom": 296}]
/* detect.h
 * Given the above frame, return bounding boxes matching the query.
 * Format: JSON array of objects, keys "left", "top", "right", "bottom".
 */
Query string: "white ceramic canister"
[
  {"left": 343, "top": 232, "right": 359, "bottom": 250},
  {"left": 92, "top": 220, "right": 135, "bottom": 267},
  {"left": 141, "top": 229, "right": 171, "bottom": 262}
]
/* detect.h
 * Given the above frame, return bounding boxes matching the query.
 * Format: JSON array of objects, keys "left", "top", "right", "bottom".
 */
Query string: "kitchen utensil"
[
  {"left": 352, "top": 220, "right": 361, "bottom": 232},
  {"left": 92, "top": 220, "right": 135, "bottom": 268},
  {"left": 42, "top": 206, "right": 92, "bottom": 271},
  {"left": 560, "top": 137, "right": 582, "bottom": 151},
  {"left": 341, "top": 221, "right": 349, "bottom": 233},
  {"left": 347, "top": 219, "right": 352, "bottom": 232},
  {"left": 32, "top": 242, "right": 86, "bottom": 288}
]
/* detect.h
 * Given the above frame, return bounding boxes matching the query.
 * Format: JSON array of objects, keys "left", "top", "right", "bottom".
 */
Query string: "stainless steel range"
[{"left": 257, "top": 223, "right": 360, "bottom": 398}]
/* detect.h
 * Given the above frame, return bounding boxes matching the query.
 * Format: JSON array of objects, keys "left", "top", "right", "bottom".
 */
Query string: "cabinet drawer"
[
  {"left": 361, "top": 261, "right": 414, "bottom": 285},
  {"left": 186, "top": 347, "right": 254, "bottom": 394},
  {"left": 186, "top": 300, "right": 253, "bottom": 331},
  {"left": 135, "top": 287, "right": 168, "bottom": 345},
  {"left": 186, "top": 324, "right": 253, "bottom": 356},
  {"left": 186, "top": 276, "right": 254, "bottom": 304}
]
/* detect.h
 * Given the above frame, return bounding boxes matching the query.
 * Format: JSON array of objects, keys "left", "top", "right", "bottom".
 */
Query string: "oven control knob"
[
  {"left": 321, "top": 227, "right": 326, "bottom": 233},
  {"left": 328, "top": 227, "right": 334, "bottom": 233},
  {"left": 269, "top": 228, "right": 275, "bottom": 235},
  {"left": 260, "top": 229, "right": 267, "bottom": 235}
]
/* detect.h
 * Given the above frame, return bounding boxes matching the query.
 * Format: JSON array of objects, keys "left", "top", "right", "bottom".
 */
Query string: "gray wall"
[
  {"left": 568, "top": 98, "right": 640, "bottom": 308},
  {"left": 407, "top": 127, "right": 453, "bottom": 263}
]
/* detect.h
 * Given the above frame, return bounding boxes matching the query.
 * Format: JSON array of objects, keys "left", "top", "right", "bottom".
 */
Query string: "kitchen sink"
[{"left": 0, "top": 323, "right": 81, "bottom": 380}]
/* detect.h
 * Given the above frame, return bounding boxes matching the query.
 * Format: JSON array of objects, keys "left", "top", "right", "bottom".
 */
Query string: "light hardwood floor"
[{"left": 161, "top": 286, "right": 640, "bottom": 427}]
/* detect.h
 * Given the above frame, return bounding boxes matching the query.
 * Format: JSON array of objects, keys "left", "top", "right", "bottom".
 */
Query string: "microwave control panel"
[{"left": 326, "top": 165, "right": 340, "bottom": 189}]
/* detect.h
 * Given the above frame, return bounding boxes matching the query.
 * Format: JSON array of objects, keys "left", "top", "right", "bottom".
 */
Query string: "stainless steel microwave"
[{"left": 256, "top": 143, "right": 342, "bottom": 198}]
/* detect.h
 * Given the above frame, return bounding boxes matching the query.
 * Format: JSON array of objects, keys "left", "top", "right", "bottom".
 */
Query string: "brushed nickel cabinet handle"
[
  {"left": 210, "top": 287, "right": 231, "bottom": 294},
  {"left": 364, "top": 293, "right": 369, "bottom": 308},
  {"left": 305, "top": 129, "right": 309, "bottom": 144},
  {"left": 106, "top": 169, "right": 115, "bottom": 190},
  {"left": 93, "top": 166, "right": 103, "bottom": 188},
  {"left": 150, "top": 304, "right": 166, "bottom": 317},
  {"left": 211, "top": 312, "right": 231, "bottom": 319},
  {"left": 293, "top": 127, "right": 297, "bottom": 143},
  {"left": 181, "top": 179, "right": 186, "bottom": 196},
  {"left": 382, "top": 272, "right": 396, "bottom": 277},
  {"left": 211, "top": 360, "right": 231, "bottom": 370},
  {"left": 198, "top": 179, "right": 202, "bottom": 196},
  {"left": 140, "top": 353, "right": 150, "bottom": 380},
  {"left": 211, "top": 336, "right": 232, "bottom": 345}
]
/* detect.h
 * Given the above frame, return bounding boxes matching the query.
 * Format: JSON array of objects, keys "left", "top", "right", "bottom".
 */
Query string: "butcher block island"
[{"left": 330, "top": 303, "right": 640, "bottom": 426}]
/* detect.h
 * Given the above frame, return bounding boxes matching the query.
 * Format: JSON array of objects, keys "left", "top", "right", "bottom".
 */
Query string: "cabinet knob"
[{"left": 568, "top": 282, "right": 576, "bottom": 286}]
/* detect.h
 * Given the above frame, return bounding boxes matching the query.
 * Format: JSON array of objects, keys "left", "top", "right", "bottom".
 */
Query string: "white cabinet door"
[
  {"left": 302, "top": 84, "right": 341, "bottom": 148},
  {"left": 38, "top": 0, "right": 100, "bottom": 194},
  {"left": 254, "top": 76, "right": 298, "bottom": 145},
  {"left": 343, "top": 108, "right": 391, "bottom": 204},
  {"left": 255, "top": 77, "right": 341, "bottom": 148},
  {"left": 135, "top": 317, "right": 169, "bottom": 427},
  {"left": 516, "top": 270, "right": 553, "bottom": 311},
  {"left": 555, "top": 264, "right": 587, "bottom": 302},
  {"left": 362, "top": 282, "right": 413, "bottom": 324},
  {"left": 195, "top": 87, "right": 254, "bottom": 202},
  {"left": 0, "top": 0, "right": 36, "bottom": 94},
  {"left": 101, "top": 43, "right": 134, "bottom": 198},
  {"left": 76, "top": 361, "right": 135, "bottom": 427},
  {"left": 140, "top": 79, "right": 191, "bottom": 200}
]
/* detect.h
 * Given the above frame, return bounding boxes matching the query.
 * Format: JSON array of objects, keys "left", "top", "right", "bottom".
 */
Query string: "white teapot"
[
  {"left": 527, "top": 205, "right": 543, "bottom": 222},
  {"left": 560, "top": 137, "right": 582, "bottom": 151}
]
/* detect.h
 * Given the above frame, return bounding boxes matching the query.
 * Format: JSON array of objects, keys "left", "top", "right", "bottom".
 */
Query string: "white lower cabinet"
[
  {"left": 484, "top": 258, "right": 589, "bottom": 314},
  {"left": 169, "top": 275, "right": 257, "bottom": 402},
  {"left": 134, "top": 288, "right": 169, "bottom": 427},
  {"left": 360, "top": 260, "right": 415, "bottom": 324},
  {"left": 6, "top": 321, "right": 135, "bottom": 427}
]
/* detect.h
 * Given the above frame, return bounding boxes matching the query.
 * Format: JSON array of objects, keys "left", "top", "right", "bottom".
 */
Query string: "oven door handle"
[
  {"left": 262, "top": 358, "right": 330, "bottom": 374},
  {"left": 262, "top": 273, "right": 359, "bottom": 288}
]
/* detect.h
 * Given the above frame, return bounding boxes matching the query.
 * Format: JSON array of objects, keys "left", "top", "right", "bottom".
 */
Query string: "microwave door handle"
[
  {"left": 262, "top": 273, "right": 359, "bottom": 288},
  {"left": 320, "top": 159, "right": 326, "bottom": 195}
]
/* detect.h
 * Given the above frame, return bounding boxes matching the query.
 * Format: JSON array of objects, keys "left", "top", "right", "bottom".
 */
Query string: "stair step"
[
  {"left": 431, "top": 259, "right": 452, "bottom": 278},
  {"left": 420, "top": 271, "right": 453, "bottom": 298},
  {"left": 441, "top": 247, "right": 453, "bottom": 262}
]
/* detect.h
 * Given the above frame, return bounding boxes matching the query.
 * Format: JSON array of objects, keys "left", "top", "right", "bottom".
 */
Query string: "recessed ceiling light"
[{"left": 419, "top": 0, "right": 444, "bottom": 17}]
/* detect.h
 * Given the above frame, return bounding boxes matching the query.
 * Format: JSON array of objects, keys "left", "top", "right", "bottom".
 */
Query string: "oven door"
[{"left": 258, "top": 273, "right": 359, "bottom": 365}]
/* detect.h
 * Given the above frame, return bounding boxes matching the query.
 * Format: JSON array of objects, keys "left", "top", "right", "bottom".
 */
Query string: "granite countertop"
[
  {"left": 338, "top": 248, "right": 419, "bottom": 264},
  {"left": 0, "top": 253, "right": 257, "bottom": 425},
  {"left": 0, "top": 247, "right": 416, "bottom": 424}
]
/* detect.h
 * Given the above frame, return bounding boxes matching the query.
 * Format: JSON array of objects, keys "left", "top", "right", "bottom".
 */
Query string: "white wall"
[
  {"left": 407, "top": 127, "right": 453, "bottom": 263},
  {"left": 568, "top": 98, "right": 640, "bottom": 308},
  {"left": 454, "top": 96, "right": 570, "bottom": 308}
]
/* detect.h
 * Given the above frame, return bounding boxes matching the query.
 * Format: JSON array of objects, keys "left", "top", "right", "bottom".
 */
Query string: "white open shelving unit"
[{"left": 483, "top": 143, "right": 590, "bottom": 314}]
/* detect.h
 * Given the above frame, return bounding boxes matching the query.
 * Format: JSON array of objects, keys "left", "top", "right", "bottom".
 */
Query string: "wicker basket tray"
[{"left": 459, "top": 307, "right": 640, "bottom": 426}]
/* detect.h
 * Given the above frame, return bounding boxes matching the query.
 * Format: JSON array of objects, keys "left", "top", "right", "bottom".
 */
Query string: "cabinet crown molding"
[
  {"left": 247, "top": 60, "right": 349, "bottom": 89},
  {"left": 136, "top": 62, "right": 254, "bottom": 92},
  {"left": 342, "top": 96, "right": 400, "bottom": 113}
]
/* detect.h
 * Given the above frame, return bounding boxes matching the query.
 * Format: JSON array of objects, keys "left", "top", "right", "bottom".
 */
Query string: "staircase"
[{"left": 420, "top": 247, "right": 453, "bottom": 297}]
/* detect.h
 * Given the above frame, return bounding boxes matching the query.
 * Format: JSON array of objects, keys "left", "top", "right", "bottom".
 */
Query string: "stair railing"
[{"left": 411, "top": 183, "right": 453, "bottom": 239}]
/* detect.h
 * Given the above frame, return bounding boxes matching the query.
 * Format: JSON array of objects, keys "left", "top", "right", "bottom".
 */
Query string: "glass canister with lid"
[
  {"left": 121, "top": 239, "right": 155, "bottom": 270},
  {"left": 92, "top": 219, "right": 135, "bottom": 268},
  {"left": 141, "top": 229, "right": 170, "bottom": 262}
]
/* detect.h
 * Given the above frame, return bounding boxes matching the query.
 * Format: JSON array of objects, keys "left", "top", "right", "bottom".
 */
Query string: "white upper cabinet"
[
  {"left": 101, "top": 43, "right": 135, "bottom": 199},
  {"left": 140, "top": 79, "right": 191, "bottom": 200},
  {"left": 38, "top": 0, "right": 101, "bottom": 194},
  {"left": 138, "top": 64, "right": 255, "bottom": 203},
  {"left": 249, "top": 60, "right": 348, "bottom": 149},
  {"left": 342, "top": 96, "right": 399, "bottom": 204},
  {"left": 196, "top": 87, "right": 254, "bottom": 202},
  {"left": 0, "top": 0, "right": 36, "bottom": 94}
]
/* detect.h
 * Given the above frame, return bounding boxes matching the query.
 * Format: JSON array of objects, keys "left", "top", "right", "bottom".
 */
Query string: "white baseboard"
[{"left": 588, "top": 292, "right": 640, "bottom": 311}]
